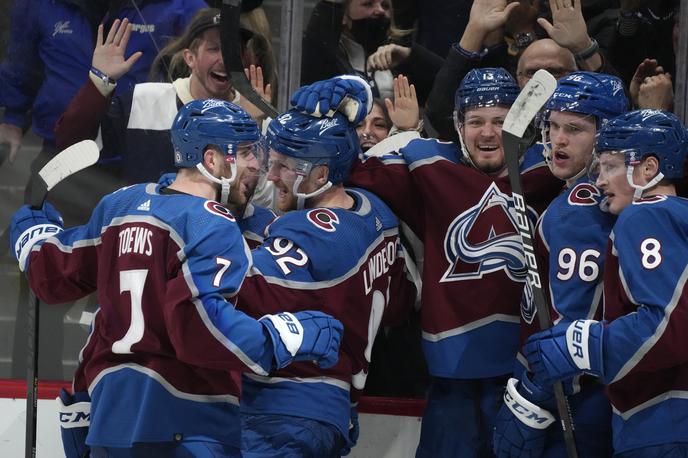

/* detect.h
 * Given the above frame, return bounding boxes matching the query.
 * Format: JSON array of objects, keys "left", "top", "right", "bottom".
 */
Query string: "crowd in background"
[{"left": 0, "top": 0, "right": 685, "bottom": 456}]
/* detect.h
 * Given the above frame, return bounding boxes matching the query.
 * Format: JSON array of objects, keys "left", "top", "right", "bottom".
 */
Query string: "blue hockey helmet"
[
  {"left": 595, "top": 109, "right": 688, "bottom": 180},
  {"left": 454, "top": 68, "right": 520, "bottom": 120},
  {"left": 171, "top": 98, "right": 260, "bottom": 168},
  {"left": 266, "top": 109, "right": 360, "bottom": 186},
  {"left": 544, "top": 71, "right": 628, "bottom": 125}
]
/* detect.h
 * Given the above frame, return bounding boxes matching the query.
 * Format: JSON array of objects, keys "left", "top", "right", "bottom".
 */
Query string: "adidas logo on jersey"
[
  {"left": 137, "top": 200, "right": 151, "bottom": 211},
  {"left": 375, "top": 217, "right": 382, "bottom": 231}
]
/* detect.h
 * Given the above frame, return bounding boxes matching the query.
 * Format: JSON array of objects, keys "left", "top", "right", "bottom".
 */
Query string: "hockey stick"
[
  {"left": 220, "top": 0, "right": 279, "bottom": 119},
  {"left": 502, "top": 70, "right": 579, "bottom": 458},
  {"left": 24, "top": 140, "right": 100, "bottom": 458}
]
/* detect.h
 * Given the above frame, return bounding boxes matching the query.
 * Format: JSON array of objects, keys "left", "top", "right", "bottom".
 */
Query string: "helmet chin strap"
[
  {"left": 196, "top": 161, "right": 237, "bottom": 205},
  {"left": 292, "top": 174, "right": 333, "bottom": 210},
  {"left": 626, "top": 165, "right": 664, "bottom": 201}
]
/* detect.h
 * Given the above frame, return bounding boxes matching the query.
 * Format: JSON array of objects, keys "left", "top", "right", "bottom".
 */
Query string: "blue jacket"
[{"left": 0, "top": 0, "right": 206, "bottom": 143}]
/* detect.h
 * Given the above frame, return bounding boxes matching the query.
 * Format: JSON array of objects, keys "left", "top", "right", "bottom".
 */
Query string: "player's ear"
[
  {"left": 202, "top": 146, "right": 218, "bottom": 171},
  {"left": 314, "top": 165, "right": 329, "bottom": 185},
  {"left": 641, "top": 155, "right": 661, "bottom": 181}
]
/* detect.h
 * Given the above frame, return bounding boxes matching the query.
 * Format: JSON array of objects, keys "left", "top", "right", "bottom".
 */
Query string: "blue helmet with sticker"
[
  {"left": 266, "top": 109, "right": 360, "bottom": 185},
  {"left": 544, "top": 71, "right": 628, "bottom": 125},
  {"left": 596, "top": 109, "right": 688, "bottom": 179},
  {"left": 454, "top": 68, "right": 520, "bottom": 120},
  {"left": 170, "top": 98, "right": 260, "bottom": 168}
]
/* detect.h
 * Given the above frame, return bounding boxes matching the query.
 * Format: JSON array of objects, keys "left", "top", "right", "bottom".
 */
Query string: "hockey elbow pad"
[{"left": 260, "top": 311, "right": 343, "bottom": 370}]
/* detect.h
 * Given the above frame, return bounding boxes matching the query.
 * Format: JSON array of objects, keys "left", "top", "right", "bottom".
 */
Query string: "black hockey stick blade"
[
  {"left": 220, "top": 0, "right": 278, "bottom": 119},
  {"left": 28, "top": 139, "right": 100, "bottom": 209},
  {"left": 503, "top": 70, "right": 580, "bottom": 458}
]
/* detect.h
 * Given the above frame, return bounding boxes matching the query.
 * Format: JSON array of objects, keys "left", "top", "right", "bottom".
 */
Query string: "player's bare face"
[
  {"left": 595, "top": 153, "right": 634, "bottom": 215},
  {"left": 461, "top": 106, "right": 508, "bottom": 174},
  {"left": 187, "top": 29, "right": 232, "bottom": 100},
  {"left": 547, "top": 111, "right": 596, "bottom": 182},
  {"left": 226, "top": 143, "right": 261, "bottom": 207},
  {"left": 267, "top": 150, "right": 300, "bottom": 212},
  {"left": 357, "top": 103, "right": 390, "bottom": 151}
]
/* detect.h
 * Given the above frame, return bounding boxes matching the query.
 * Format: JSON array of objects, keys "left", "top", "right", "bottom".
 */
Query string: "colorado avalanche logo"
[
  {"left": 441, "top": 183, "right": 528, "bottom": 283},
  {"left": 567, "top": 183, "right": 601, "bottom": 206},
  {"left": 204, "top": 201, "right": 236, "bottom": 222},
  {"left": 307, "top": 208, "right": 339, "bottom": 232}
]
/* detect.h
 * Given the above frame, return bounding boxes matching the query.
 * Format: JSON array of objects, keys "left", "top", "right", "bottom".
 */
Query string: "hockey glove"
[
  {"left": 493, "top": 376, "right": 555, "bottom": 458},
  {"left": 57, "top": 388, "right": 91, "bottom": 458},
  {"left": 10, "top": 202, "right": 64, "bottom": 272},
  {"left": 260, "top": 311, "right": 343, "bottom": 370},
  {"left": 290, "top": 75, "right": 373, "bottom": 124},
  {"left": 523, "top": 319, "right": 604, "bottom": 387},
  {"left": 340, "top": 403, "right": 360, "bottom": 456}
]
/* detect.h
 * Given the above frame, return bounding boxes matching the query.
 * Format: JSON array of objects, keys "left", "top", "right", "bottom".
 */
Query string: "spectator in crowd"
[
  {"left": 54, "top": 9, "right": 272, "bottom": 193},
  {"left": 301, "top": 0, "right": 443, "bottom": 105},
  {"left": 150, "top": 0, "right": 278, "bottom": 105},
  {"left": 425, "top": 0, "right": 617, "bottom": 141},
  {"left": 357, "top": 98, "right": 392, "bottom": 152},
  {"left": 0, "top": 0, "right": 207, "bottom": 166},
  {"left": 608, "top": 0, "right": 678, "bottom": 87},
  {"left": 356, "top": 75, "right": 423, "bottom": 154}
]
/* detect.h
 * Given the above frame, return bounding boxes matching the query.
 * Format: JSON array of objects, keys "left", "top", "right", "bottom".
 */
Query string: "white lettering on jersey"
[
  {"left": 118, "top": 227, "right": 153, "bottom": 257},
  {"left": 363, "top": 240, "right": 397, "bottom": 295}
]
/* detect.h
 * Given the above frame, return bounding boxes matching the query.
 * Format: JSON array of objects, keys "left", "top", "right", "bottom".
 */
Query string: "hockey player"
[
  {"left": 235, "top": 107, "right": 417, "bottom": 457},
  {"left": 523, "top": 109, "right": 688, "bottom": 457},
  {"left": 493, "top": 72, "right": 628, "bottom": 458},
  {"left": 290, "top": 69, "right": 563, "bottom": 456},
  {"left": 10, "top": 99, "right": 343, "bottom": 457}
]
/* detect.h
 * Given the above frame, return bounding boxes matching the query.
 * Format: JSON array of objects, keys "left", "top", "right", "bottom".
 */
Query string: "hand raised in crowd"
[
  {"left": 92, "top": 19, "right": 143, "bottom": 82},
  {"left": 537, "top": 0, "right": 590, "bottom": 54},
  {"left": 505, "top": 0, "right": 542, "bottom": 37},
  {"left": 239, "top": 64, "right": 273, "bottom": 123},
  {"left": 0, "top": 123, "right": 23, "bottom": 165},
  {"left": 638, "top": 73, "right": 674, "bottom": 111},
  {"left": 385, "top": 75, "right": 419, "bottom": 131},
  {"left": 460, "top": 0, "right": 519, "bottom": 51},
  {"left": 367, "top": 44, "right": 411, "bottom": 71},
  {"left": 629, "top": 58, "right": 665, "bottom": 107}
]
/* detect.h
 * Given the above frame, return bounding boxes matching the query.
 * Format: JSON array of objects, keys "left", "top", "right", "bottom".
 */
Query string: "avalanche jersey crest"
[
  {"left": 567, "top": 183, "right": 602, "bottom": 206},
  {"left": 441, "top": 182, "right": 528, "bottom": 283},
  {"left": 306, "top": 208, "right": 340, "bottom": 232}
]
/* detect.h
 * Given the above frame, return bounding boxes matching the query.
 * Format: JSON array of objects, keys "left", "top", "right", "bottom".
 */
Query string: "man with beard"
[
  {"left": 234, "top": 103, "right": 418, "bottom": 456},
  {"left": 10, "top": 99, "right": 343, "bottom": 458},
  {"left": 289, "top": 69, "right": 563, "bottom": 456}
]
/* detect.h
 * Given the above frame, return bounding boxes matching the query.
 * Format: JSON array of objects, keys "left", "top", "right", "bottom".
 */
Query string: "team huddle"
[{"left": 9, "top": 66, "right": 688, "bottom": 458}]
